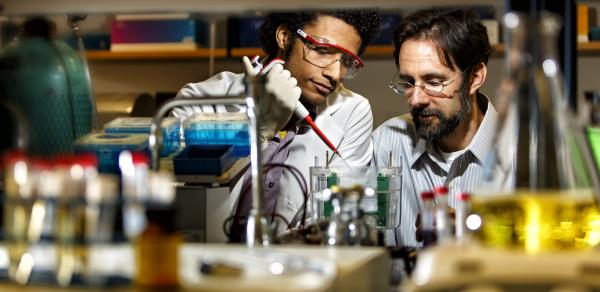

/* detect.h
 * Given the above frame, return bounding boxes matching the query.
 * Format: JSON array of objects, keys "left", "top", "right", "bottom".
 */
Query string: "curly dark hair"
[
  {"left": 259, "top": 9, "right": 380, "bottom": 60},
  {"left": 392, "top": 8, "right": 493, "bottom": 71}
]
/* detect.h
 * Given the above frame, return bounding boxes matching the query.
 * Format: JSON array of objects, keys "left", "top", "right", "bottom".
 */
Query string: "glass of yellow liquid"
[{"left": 469, "top": 189, "right": 600, "bottom": 253}]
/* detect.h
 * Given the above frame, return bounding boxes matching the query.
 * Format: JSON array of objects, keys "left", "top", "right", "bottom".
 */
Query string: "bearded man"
[{"left": 371, "top": 8, "right": 496, "bottom": 247}]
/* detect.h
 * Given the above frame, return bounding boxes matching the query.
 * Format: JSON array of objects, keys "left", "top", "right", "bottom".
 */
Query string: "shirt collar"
[{"left": 409, "top": 93, "right": 497, "bottom": 167}]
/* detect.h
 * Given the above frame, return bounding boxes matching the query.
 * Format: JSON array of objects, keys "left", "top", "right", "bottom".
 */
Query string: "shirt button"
[{"left": 268, "top": 182, "right": 274, "bottom": 188}]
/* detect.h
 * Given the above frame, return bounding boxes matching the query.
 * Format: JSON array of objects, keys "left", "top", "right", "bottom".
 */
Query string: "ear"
[
  {"left": 275, "top": 25, "right": 290, "bottom": 51},
  {"left": 468, "top": 62, "right": 487, "bottom": 95}
]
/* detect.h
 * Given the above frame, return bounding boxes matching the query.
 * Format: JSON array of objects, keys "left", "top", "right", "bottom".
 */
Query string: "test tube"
[
  {"left": 455, "top": 192, "right": 471, "bottom": 242},
  {"left": 420, "top": 191, "right": 435, "bottom": 247},
  {"left": 433, "top": 186, "right": 450, "bottom": 244}
]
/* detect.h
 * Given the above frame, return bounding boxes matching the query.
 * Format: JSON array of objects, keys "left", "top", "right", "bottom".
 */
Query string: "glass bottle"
[{"left": 473, "top": 11, "right": 600, "bottom": 252}]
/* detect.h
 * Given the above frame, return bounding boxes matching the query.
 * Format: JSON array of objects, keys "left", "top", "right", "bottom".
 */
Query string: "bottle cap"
[
  {"left": 131, "top": 151, "right": 150, "bottom": 166},
  {"left": 434, "top": 185, "right": 449, "bottom": 196},
  {"left": 74, "top": 153, "right": 98, "bottom": 168},
  {"left": 421, "top": 191, "right": 434, "bottom": 200},
  {"left": 458, "top": 192, "right": 471, "bottom": 201}
]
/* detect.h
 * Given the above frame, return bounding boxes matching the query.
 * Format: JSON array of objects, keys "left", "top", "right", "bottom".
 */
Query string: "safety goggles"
[{"left": 296, "top": 29, "right": 364, "bottom": 79}]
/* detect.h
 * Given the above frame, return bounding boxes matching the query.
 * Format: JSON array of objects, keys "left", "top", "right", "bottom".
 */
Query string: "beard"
[{"left": 411, "top": 83, "right": 472, "bottom": 141}]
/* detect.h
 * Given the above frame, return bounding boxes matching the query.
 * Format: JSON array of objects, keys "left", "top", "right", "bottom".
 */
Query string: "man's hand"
[{"left": 242, "top": 56, "right": 301, "bottom": 143}]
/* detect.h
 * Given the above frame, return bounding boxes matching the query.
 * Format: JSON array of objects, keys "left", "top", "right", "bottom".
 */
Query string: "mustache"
[{"left": 411, "top": 107, "right": 445, "bottom": 118}]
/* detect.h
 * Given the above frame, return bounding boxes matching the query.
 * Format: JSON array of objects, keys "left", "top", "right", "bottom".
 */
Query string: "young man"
[
  {"left": 173, "top": 10, "right": 380, "bottom": 240},
  {"left": 372, "top": 8, "right": 496, "bottom": 247}
]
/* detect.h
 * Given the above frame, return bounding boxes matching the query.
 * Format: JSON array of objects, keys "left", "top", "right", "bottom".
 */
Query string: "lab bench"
[{"left": 0, "top": 244, "right": 389, "bottom": 292}]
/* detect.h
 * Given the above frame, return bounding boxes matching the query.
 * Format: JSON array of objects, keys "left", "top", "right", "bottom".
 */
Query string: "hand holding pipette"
[{"left": 244, "top": 56, "right": 341, "bottom": 157}]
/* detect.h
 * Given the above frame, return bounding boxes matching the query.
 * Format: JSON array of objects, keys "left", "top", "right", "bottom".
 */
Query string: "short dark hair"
[
  {"left": 259, "top": 9, "right": 380, "bottom": 58},
  {"left": 392, "top": 8, "right": 493, "bottom": 71}
]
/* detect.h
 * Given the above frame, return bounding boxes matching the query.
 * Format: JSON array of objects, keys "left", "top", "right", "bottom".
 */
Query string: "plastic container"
[
  {"left": 74, "top": 133, "right": 149, "bottom": 173},
  {"left": 183, "top": 113, "right": 249, "bottom": 157},
  {"left": 104, "top": 117, "right": 180, "bottom": 156},
  {"left": 173, "top": 144, "right": 236, "bottom": 175}
]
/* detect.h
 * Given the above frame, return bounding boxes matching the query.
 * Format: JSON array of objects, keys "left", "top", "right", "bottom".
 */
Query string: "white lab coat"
[{"left": 173, "top": 71, "right": 374, "bottom": 232}]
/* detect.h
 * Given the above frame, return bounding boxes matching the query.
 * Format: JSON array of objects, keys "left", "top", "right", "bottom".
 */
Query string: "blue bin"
[
  {"left": 104, "top": 117, "right": 181, "bottom": 157},
  {"left": 74, "top": 133, "right": 149, "bottom": 174}
]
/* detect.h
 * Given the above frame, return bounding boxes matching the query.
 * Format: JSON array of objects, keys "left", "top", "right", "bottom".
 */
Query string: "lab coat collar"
[
  {"left": 319, "top": 83, "right": 350, "bottom": 116},
  {"left": 310, "top": 86, "right": 351, "bottom": 151}
]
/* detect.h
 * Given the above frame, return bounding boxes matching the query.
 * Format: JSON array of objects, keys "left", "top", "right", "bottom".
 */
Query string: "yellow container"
[{"left": 469, "top": 189, "right": 600, "bottom": 253}]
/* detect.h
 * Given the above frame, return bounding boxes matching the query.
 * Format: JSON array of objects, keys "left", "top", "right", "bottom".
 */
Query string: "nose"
[
  {"left": 408, "top": 85, "right": 430, "bottom": 108},
  {"left": 322, "top": 59, "right": 343, "bottom": 83}
]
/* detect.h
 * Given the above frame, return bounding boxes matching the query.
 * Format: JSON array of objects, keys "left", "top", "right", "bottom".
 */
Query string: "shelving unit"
[
  {"left": 84, "top": 42, "right": 600, "bottom": 61},
  {"left": 85, "top": 44, "right": 506, "bottom": 61},
  {"left": 86, "top": 48, "right": 227, "bottom": 61}
]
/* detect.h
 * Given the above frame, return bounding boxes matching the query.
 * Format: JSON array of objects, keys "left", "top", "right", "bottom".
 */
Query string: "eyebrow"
[{"left": 399, "top": 72, "right": 449, "bottom": 81}]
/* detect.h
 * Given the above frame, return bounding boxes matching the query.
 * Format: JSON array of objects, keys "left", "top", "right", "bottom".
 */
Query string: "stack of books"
[{"left": 111, "top": 13, "right": 208, "bottom": 52}]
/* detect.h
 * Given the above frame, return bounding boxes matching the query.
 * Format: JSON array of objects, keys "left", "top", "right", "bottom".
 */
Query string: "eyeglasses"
[
  {"left": 296, "top": 29, "right": 364, "bottom": 79},
  {"left": 389, "top": 68, "right": 470, "bottom": 97}
]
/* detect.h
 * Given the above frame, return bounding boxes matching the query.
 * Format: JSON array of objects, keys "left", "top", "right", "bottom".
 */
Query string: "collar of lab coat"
[{"left": 311, "top": 84, "right": 352, "bottom": 150}]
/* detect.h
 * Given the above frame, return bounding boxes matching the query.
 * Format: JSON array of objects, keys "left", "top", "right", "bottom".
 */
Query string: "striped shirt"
[{"left": 372, "top": 94, "right": 498, "bottom": 247}]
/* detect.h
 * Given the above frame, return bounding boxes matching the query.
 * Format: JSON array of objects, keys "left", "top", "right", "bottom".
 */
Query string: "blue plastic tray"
[
  {"left": 184, "top": 113, "right": 249, "bottom": 157},
  {"left": 104, "top": 117, "right": 180, "bottom": 156},
  {"left": 173, "top": 144, "right": 236, "bottom": 175},
  {"left": 74, "top": 133, "right": 149, "bottom": 173}
]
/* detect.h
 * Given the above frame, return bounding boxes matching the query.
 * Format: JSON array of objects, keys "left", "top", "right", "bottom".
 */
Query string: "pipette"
[{"left": 250, "top": 56, "right": 341, "bottom": 156}]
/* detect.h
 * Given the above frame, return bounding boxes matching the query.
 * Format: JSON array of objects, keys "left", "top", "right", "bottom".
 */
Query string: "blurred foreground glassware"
[
  {"left": 3, "top": 152, "right": 119, "bottom": 286},
  {"left": 310, "top": 165, "right": 401, "bottom": 230},
  {"left": 474, "top": 12, "right": 600, "bottom": 252},
  {"left": 118, "top": 151, "right": 180, "bottom": 288}
]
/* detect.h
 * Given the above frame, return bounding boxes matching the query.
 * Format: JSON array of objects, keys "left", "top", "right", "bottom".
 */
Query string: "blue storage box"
[
  {"left": 104, "top": 117, "right": 181, "bottom": 156},
  {"left": 184, "top": 113, "right": 249, "bottom": 157},
  {"left": 227, "top": 16, "right": 264, "bottom": 50},
  {"left": 111, "top": 18, "right": 209, "bottom": 48},
  {"left": 173, "top": 144, "right": 236, "bottom": 175},
  {"left": 371, "top": 13, "right": 401, "bottom": 45},
  {"left": 74, "top": 133, "right": 149, "bottom": 173}
]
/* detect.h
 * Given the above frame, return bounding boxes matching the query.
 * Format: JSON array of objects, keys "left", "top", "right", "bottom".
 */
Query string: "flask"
[{"left": 474, "top": 12, "right": 600, "bottom": 252}]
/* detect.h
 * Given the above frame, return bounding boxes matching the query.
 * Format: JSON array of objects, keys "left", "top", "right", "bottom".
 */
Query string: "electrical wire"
[{"left": 223, "top": 160, "right": 309, "bottom": 241}]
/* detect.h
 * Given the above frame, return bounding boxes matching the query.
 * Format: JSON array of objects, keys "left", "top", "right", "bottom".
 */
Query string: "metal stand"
[{"left": 148, "top": 75, "right": 272, "bottom": 246}]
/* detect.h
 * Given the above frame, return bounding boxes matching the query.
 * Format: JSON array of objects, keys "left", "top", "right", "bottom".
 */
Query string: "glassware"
[
  {"left": 474, "top": 12, "right": 600, "bottom": 252},
  {"left": 309, "top": 165, "right": 401, "bottom": 230}
]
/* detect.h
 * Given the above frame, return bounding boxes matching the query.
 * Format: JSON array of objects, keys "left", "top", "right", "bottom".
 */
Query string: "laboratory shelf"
[
  {"left": 84, "top": 42, "right": 600, "bottom": 61},
  {"left": 86, "top": 48, "right": 228, "bottom": 61}
]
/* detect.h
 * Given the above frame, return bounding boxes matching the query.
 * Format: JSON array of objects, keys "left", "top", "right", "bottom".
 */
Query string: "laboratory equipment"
[
  {"left": 0, "top": 17, "right": 92, "bottom": 156},
  {"left": 310, "top": 165, "right": 401, "bottom": 229},
  {"left": 2, "top": 152, "right": 120, "bottom": 286},
  {"left": 147, "top": 74, "right": 271, "bottom": 247},
  {"left": 183, "top": 112, "right": 249, "bottom": 157},
  {"left": 472, "top": 11, "right": 600, "bottom": 252},
  {"left": 104, "top": 117, "right": 180, "bottom": 157},
  {"left": 323, "top": 185, "right": 378, "bottom": 246},
  {"left": 74, "top": 132, "right": 149, "bottom": 174},
  {"left": 251, "top": 57, "right": 341, "bottom": 156},
  {"left": 173, "top": 144, "right": 236, "bottom": 175}
]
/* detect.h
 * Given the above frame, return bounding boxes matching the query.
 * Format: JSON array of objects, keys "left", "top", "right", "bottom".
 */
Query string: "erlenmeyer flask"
[{"left": 472, "top": 11, "right": 600, "bottom": 252}]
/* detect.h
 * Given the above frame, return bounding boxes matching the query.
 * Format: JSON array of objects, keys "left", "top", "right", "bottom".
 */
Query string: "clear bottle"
[
  {"left": 134, "top": 170, "right": 180, "bottom": 288},
  {"left": 433, "top": 186, "right": 450, "bottom": 245},
  {"left": 420, "top": 191, "right": 436, "bottom": 248}
]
